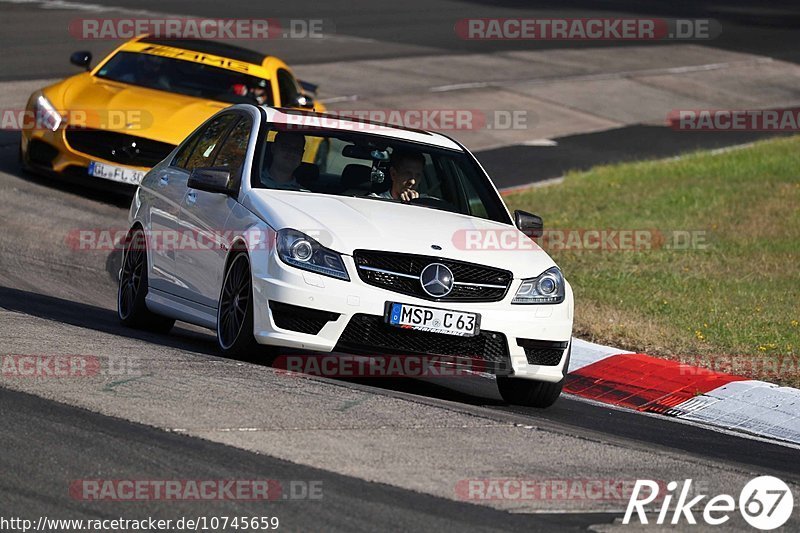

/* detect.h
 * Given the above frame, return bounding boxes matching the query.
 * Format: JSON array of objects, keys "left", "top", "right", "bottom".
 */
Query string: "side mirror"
[
  {"left": 188, "top": 167, "right": 234, "bottom": 195},
  {"left": 70, "top": 51, "right": 92, "bottom": 71},
  {"left": 514, "top": 209, "right": 544, "bottom": 239},
  {"left": 294, "top": 93, "right": 315, "bottom": 109}
]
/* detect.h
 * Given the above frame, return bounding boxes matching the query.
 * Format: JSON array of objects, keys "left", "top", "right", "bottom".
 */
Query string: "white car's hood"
[{"left": 243, "top": 190, "right": 556, "bottom": 278}]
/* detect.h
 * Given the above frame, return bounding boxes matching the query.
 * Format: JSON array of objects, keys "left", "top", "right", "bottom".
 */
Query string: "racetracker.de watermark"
[
  {"left": 679, "top": 354, "right": 799, "bottom": 381},
  {"left": 67, "top": 228, "right": 711, "bottom": 253},
  {"left": 451, "top": 229, "right": 710, "bottom": 252},
  {"left": 0, "top": 355, "right": 141, "bottom": 379},
  {"left": 669, "top": 108, "right": 800, "bottom": 131},
  {"left": 455, "top": 18, "right": 721, "bottom": 41},
  {"left": 69, "top": 18, "right": 330, "bottom": 40},
  {"left": 456, "top": 478, "right": 666, "bottom": 501},
  {"left": 66, "top": 228, "right": 284, "bottom": 252},
  {"left": 284, "top": 109, "right": 529, "bottom": 131},
  {"left": 1, "top": 108, "right": 152, "bottom": 132},
  {"left": 69, "top": 479, "right": 323, "bottom": 501},
  {"left": 1, "top": 355, "right": 98, "bottom": 378},
  {"left": 273, "top": 354, "right": 512, "bottom": 378},
  {"left": 0, "top": 516, "right": 279, "bottom": 532}
]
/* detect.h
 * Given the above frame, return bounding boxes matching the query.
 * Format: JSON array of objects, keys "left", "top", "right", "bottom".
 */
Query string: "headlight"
[
  {"left": 512, "top": 266, "right": 565, "bottom": 304},
  {"left": 34, "top": 94, "right": 62, "bottom": 131},
  {"left": 276, "top": 228, "right": 349, "bottom": 281}
]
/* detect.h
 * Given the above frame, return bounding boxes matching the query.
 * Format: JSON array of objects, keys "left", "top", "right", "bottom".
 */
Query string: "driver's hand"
[{"left": 399, "top": 189, "right": 420, "bottom": 202}]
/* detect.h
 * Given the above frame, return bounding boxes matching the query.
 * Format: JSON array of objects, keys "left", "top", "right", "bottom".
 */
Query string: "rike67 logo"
[{"left": 624, "top": 477, "right": 794, "bottom": 530}]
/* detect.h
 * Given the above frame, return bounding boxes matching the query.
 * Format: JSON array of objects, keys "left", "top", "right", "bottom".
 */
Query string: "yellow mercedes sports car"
[{"left": 20, "top": 35, "right": 324, "bottom": 189}]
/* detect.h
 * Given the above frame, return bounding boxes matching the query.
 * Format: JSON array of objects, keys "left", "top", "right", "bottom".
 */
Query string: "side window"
[
  {"left": 184, "top": 114, "right": 237, "bottom": 171},
  {"left": 277, "top": 69, "right": 299, "bottom": 107},
  {"left": 414, "top": 154, "right": 438, "bottom": 196},
  {"left": 449, "top": 159, "right": 488, "bottom": 219},
  {"left": 172, "top": 130, "right": 201, "bottom": 169},
  {"left": 212, "top": 116, "right": 252, "bottom": 182}
]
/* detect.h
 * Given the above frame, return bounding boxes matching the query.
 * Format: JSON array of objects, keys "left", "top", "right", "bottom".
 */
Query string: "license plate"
[
  {"left": 88, "top": 161, "right": 145, "bottom": 185},
  {"left": 386, "top": 302, "right": 480, "bottom": 337}
]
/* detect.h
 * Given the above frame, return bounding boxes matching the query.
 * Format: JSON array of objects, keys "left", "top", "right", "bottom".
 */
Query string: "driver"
[
  {"left": 374, "top": 149, "right": 425, "bottom": 202},
  {"left": 260, "top": 131, "right": 306, "bottom": 190},
  {"left": 136, "top": 54, "right": 171, "bottom": 90},
  {"left": 249, "top": 79, "right": 269, "bottom": 105}
]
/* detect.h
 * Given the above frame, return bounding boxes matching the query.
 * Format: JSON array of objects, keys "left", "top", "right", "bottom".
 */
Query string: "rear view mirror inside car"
[{"left": 342, "top": 144, "right": 388, "bottom": 161}]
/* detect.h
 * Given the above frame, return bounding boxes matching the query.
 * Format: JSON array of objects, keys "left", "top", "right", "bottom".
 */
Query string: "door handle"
[
  {"left": 186, "top": 191, "right": 197, "bottom": 205},
  {"left": 158, "top": 175, "right": 169, "bottom": 187}
]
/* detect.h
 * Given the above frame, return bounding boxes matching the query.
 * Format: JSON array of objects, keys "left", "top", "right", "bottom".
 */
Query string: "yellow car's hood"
[{"left": 48, "top": 73, "right": 230, "bottom": 145}]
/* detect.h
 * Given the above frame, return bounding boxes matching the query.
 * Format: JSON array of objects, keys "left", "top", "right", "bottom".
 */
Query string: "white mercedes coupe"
[{"left": 118, "top": 104, "right": 574, "bottom": 407}]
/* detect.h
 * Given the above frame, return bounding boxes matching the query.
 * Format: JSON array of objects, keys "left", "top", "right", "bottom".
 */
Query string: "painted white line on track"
[
  {"left": 522, "top": 139, "right": 558, "bottom": 146},
  {"left": 663, "top": 141, "right": 759, "bottom": 163},
  {"left": 319, "top": 94, "right": 360, "bottom": 104},
  {"left": 429, "top": 57, "right": 776, "bottom": 93},
  {"left": 0, "top": 0, "right": 384, "bottom": 44},
  {"left": 0, "top": 0, "right": 181, "bottom": 16},
  {"left": 509, "top": 509, "right": 629, "bottom": 515},
  {"left": 499, "top": 176, "right": 565, "bottom": 194},
  {"left": 498, "top": 139, "right": 769, "bottom": 196}
]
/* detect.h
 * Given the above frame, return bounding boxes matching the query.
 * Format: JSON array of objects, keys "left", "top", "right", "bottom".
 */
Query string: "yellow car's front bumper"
[{"left": 21, "top": 124, "right": 163, "bottom": 187}]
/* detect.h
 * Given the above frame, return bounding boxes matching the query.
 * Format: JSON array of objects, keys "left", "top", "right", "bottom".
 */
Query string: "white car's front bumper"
[{"left": 251, "top": 250, "right": 574, "bottom": 383}]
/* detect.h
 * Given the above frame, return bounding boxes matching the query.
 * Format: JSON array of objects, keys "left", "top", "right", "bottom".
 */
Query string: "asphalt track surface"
[
  {"left": 1, "top": 1, "right": 799, "bottom": 531},
  {"left": 2, "top": 387, "right": 612, "bottom": 532},
  {"left": 3, "top": 0, "right": 800, "bottom": 80}
]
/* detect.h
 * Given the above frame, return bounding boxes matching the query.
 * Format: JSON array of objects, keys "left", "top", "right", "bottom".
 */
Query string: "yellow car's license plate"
[{"left": 88, "top": 161, "right": 145, "bottom": 185}]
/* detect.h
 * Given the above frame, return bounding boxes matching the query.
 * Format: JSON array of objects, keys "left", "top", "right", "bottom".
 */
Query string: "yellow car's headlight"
[{"left": 34, "top": 94, "right": 62, "bottom": 132}]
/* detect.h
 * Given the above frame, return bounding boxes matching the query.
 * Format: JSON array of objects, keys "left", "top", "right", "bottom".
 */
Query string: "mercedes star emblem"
[{"left": 419, "top": 263, "right": 454, "bottom": 297}]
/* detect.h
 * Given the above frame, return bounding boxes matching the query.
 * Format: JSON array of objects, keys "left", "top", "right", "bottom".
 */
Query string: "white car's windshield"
[{"left": 255, "top": 127, "right": 512, "bottom": 225}]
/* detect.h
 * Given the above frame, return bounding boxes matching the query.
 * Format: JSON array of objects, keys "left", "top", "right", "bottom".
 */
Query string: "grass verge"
[{"left": 505, "top": 137, "right": 800, "bottom": 386}]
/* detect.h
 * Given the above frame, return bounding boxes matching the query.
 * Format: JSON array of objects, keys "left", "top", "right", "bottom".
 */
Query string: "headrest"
[
  {"left": 293, "top": 162, "right": 319, "bottom": 188},
  {"left": 341, "top": 164, "right": 372, "bottom": 189}
]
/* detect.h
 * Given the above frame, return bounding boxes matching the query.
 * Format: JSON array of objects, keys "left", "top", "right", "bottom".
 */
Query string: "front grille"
[
  {"left": 269, "top": 301, "right": 340, "bottom": 335},
  {"left": 65, "top": 128, "right": 175, "bottom": 167},
  {"left": 518, "top": 339, "right": 568, "bottom": 366},
  {"left": 353, "top": 250, "right": 512, "bottom": 302},
  {"left": 336, "top": 313, "right": 510, "bottom": 366}
]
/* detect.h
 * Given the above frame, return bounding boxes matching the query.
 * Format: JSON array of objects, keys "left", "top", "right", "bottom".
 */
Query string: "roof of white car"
[{"left": 260, "top": 106, "right": 464, "bottom": 151}]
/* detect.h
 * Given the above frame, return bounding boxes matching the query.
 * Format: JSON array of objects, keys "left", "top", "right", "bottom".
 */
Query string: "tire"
[
  {"left": 217, "top": 252, "right": 275, "bottom": 362},
  {"left": 497, "top": 346, "right": 571, "bottom": 408},
  {"left": 117, "top": 228, "right": 175, "bottom": 334}
]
